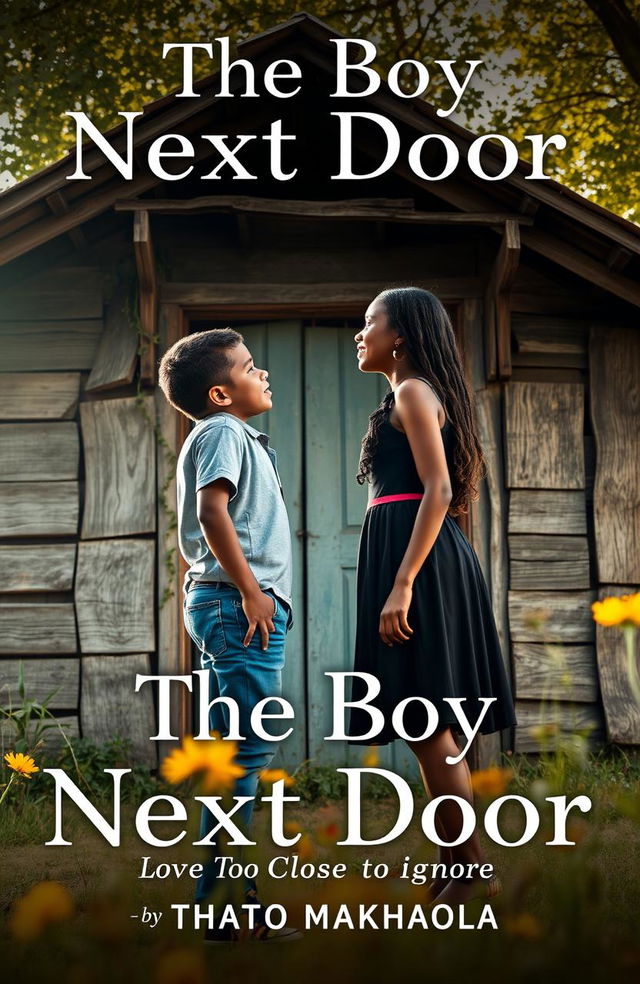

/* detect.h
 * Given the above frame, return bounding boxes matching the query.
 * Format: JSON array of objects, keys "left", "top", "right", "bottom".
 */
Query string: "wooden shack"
[{"left": 1, "top": 13, "right": 638, "bottom": 772}]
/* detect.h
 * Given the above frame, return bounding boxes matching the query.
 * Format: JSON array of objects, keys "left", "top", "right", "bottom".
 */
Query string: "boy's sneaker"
[
  {"left": 246, "top": 889, "right": 303, "bottom": 943},
  {"left": 249, "top": 922, "right": 303, "bottom": 942},
  {"left": 203, "top": 923, "right": 240, "bottom": 945},
  {"left": 203, "top": 891, "right": 302, "bottom": 944}
]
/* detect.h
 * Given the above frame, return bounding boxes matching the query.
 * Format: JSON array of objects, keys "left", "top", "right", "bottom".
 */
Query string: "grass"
[{"left": 0, "top": 748, "right": 639, "bottom": 982}]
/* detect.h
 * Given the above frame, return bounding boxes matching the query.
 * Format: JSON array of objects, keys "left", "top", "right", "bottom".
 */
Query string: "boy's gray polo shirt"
[{"left": 177, "top": 411, "right": 293, "bottom": 622}]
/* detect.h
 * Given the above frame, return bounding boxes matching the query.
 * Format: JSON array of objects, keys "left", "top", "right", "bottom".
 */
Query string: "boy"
[{"left": 159, "top": 328, "right": 301, "bottom": 943}]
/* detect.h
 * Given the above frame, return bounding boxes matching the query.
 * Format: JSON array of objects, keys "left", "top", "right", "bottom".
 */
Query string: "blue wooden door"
[
  {"left": 240, "top": 321, "right": 305, "bottom": 767},
  {"left": 305, "top": 325, "right": 419, "bottom": 779},
  {"left": 221, "top": 321, "right": 419, "bottom": 779}
]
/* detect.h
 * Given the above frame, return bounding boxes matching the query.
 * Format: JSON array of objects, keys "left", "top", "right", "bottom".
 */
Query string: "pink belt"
[{"left": 368, "top": 493, "right": 423, "bottom": 508}]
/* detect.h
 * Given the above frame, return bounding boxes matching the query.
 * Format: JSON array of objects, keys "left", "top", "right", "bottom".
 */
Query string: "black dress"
[{"left": 349, "top": 382, "right": 517, "bottom": 743}]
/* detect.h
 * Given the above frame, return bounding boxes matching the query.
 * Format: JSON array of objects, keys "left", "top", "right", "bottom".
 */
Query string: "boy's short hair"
[{"left": 159, "top": 328, "right": 244, "bottom": 420}]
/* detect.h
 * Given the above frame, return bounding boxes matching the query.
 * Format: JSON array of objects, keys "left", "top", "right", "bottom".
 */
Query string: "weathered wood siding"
[
  {"left": 503, "top": 316, "right": 609, "bottom": 751},
  {"left": 1, "top": 207, "right": 637, "bottom": 767},
  {"left": 0, "top": 262, "right": 158, "bottom": 763}
]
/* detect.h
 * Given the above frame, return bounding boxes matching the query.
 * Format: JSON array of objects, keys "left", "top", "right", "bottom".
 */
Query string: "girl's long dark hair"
[{"left": 356, "top": 287, "right": 486, "bottom": 517}]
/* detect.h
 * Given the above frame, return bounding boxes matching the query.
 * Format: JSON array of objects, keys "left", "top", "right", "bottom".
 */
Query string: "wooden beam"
[
  {"left": 519, "top": 226, "right": 640, "bottom": 309},
  {"left": 160, "top": 279, "right": 484, "bottom": 310},
  {"left": 236, "top": 212, "right": 251, "bottom": 248},
  {"left": 0, "top": 169, "right": 161, "bottom": 266},
  {"left": 116, "top": 195, "right": 414, "bottom": 214},
  {"left": 133, "top": 210, "right": 158, "bottom": 385},
  {"left": 115, "top": 196, "right": 534, "bottom": 226},
  {"left": 45, "top": 190, "right": 87, "bottom": 251},
  {"left": 606, "top": 245, "right": 632, "bottom": 273},
  {"left": 518, "top": 195, "right": 540, "bottom": 218},
  {"left": 484, "top": 219, "right": 520, "bottom": 381}
]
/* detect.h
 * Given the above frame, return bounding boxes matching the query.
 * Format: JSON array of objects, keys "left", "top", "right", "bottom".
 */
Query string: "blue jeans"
[{"left": 183, "top": 580, "right": 291, "bottom": 902}]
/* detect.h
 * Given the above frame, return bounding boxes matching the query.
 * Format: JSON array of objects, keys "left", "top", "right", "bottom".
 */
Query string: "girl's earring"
[{"left": 393, "top": 346, "right": 403, "bottom": 361}]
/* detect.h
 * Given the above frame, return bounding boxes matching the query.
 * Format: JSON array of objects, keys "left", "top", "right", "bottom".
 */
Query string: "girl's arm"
[{"left": 379, "top": 378, "right": 453, "bottom": 647}]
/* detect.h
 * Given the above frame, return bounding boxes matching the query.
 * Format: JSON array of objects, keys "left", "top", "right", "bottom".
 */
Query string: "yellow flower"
[
  {"left": 4, "top": 751, "right": 39, "bottom": 778},
  {"left": 362, "top": 748, "right": 380, "bottom": 768},
  {"left": 160, "top": 735, "right": 245, "bottom": 792},
  {"left": 295, "top": 833, "right": 317, "bottom": 860},
  {"left": 9, "top": 881, "right": 74, "bottom": 941},
  {"left": 470, "top": 766, "right": 514, "bottom": 799},
  {"left": 155, "top": 948, "right": 207, "bottom": 984},
  {"left": 259, "top": 768, "right": 295, "bottom": 787},
  {"left": 592, "top": 592, "right": 640, "bottom": 627},
  {"left": 283, "top": 820, "right": 302, "bottom": 836},
  {"left": 504, "top": 913, "right": 545, "bottom": 940}
]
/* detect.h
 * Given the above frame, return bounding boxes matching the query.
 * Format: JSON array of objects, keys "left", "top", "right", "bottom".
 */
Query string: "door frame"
[{"left": 157, "top": 293, "right": 468, "bottom": 744}]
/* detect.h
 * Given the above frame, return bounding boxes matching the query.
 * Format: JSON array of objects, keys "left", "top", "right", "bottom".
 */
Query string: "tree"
[{"left": 1, "top": 0, "right": 638, "bottom": 222}]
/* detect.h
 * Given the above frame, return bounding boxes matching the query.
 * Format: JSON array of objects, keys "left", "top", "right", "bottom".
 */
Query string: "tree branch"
[{"left": 582, "top": 0, "right": 640, "bottom": 87}]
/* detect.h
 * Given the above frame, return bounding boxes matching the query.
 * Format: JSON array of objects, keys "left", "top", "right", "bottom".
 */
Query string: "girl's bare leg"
[
  {"left": 407, "top": 727, "right": 491, "bottom": 904},
  {"left": 408, "top": 743, "right": 454, "bottom": 899}
]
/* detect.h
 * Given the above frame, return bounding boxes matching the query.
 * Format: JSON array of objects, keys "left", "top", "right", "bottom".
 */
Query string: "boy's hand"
[{"left": 242, "top": 590, "right": 277, "bottom": 650}]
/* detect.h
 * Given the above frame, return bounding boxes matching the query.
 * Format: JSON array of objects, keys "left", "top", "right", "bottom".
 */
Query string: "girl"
[{"left": 350, "top": 286, "right": 517, "bottom": 905}]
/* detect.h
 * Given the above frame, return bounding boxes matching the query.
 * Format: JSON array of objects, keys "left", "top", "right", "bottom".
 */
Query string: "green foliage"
[
  {"left": 0, "top": 660, "right": 77, "bottom": 762},
  {"left": 291, "top": 761, "right": 423, "bottom": 802},
  {"left": 55, "top": 736, "right": 162, "bottom": 802},
  {"left": 1, "top": 1, "right": 639, "bottom": 220}
]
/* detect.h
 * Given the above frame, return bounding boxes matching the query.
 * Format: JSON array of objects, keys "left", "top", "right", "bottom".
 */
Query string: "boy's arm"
[{"left": 197, "top": 478, "right": 276, "bottom": 651}]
